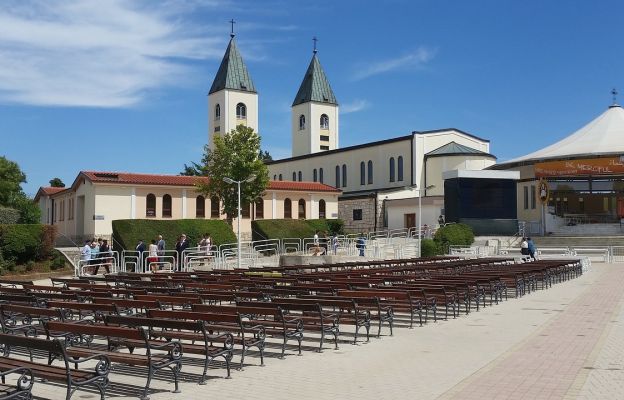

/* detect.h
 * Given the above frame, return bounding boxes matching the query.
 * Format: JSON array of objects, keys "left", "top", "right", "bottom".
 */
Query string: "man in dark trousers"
[
  {"left": 175, "top": 234, "right": 189, "bottom": 271},
  {"left": 135, "top": 239, "right": 146, "bottom": 272}
]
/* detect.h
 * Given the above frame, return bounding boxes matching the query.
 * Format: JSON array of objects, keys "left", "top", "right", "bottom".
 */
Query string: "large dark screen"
[{"left": 445, "top": 178, "right": 517, "bottom": 220}]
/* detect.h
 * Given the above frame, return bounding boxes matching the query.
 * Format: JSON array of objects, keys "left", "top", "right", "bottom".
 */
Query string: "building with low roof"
[
  {"left": 35, "top": 171, "right": 340, "bottom": 244},
  {"left": 492, "top": 100, "right": 624, "bottom": 234}
]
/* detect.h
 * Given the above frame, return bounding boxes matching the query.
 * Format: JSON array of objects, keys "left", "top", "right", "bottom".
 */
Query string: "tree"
[
  {"left": 0, "top": 156, "right": 41, "bottom": 224},
  {"left": 196, "top": 125, "right": 269, "bottom": 224},
  {"left": 180, "top": 162, "right": 203, "bottom": 177},
  {"left": 49, "top": 177, "right": 65, "bottom": 188},
  {"left": 0, "top": 156, "right": 26, "bottom": 206},
  {"left": 259, "top": 150, "right": 273, "bottom": 162}
]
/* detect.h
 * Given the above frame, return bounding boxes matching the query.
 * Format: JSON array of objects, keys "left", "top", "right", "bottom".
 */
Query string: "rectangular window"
[
  {"left": 320, "top": 135, "right": 329, "bottom": 142},
  {"left": 523, "top": 186, "right": 529, "bottom": 210},
  {"left": 530, "top": 185, "right": 536, "bottom": 209},
  {"left": 214, "top": 126, "right": 220, "bottom": 132},
  {"left": 353, "top": 209, "right": 363, "bottom": 221},
  {"left": 241, "top": 203, "right": 250, "bottom": 218},
  {"left": 320, "top": 145, "right": 329, "bottom": 151}
]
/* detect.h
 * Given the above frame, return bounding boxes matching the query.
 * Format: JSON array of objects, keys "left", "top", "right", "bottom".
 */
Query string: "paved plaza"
[{"left": 26, "top": 262, "right": 624, "bottom": 400}]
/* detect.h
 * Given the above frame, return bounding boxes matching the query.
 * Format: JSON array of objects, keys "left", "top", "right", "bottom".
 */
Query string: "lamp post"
[{"left": 223, "top": 174, "right": 256, "bottom": 269}]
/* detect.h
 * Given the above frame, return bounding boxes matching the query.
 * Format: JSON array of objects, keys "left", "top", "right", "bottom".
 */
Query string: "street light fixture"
[{"left": 223, "top": 174, "right": 256, "bottom": 269}]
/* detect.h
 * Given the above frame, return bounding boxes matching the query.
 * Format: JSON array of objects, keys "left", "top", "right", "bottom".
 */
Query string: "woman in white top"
[
  {"left": 520, "top": 237, "right": 529, "bottom": 256},
  {"left": 148, "top": 239, "right": 159, "bottom": 272}
]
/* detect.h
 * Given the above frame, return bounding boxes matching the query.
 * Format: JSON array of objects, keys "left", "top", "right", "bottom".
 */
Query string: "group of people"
[
  {"left": 80, "top": 238, "right": 112, "bottom": 274},
  {"left": 520, "top": 237, "right": 537, "bottom": 260},
  {"left": 135, "top": 233, "right": 213, "bottom": 272},
  {"left": 310, "top": 230, "right": 340, "bottom": 256}
]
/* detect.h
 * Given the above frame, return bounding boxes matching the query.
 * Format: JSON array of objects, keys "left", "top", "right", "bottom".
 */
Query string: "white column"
[
  {"left": 310, "top": 194, "right": 316, "bottom": 219},
  {"left": 182, "top": 189, "right": 187, "bottom": 218},
  {"left": 130, "top": 187, "right": 136, "bottom": 219},
  {"left": 272, "top": 192, "right": 277, "bottom": 218}
]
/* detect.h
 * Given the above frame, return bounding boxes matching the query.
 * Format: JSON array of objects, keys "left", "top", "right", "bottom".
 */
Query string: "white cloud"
[
  {"left": 351, "top": 47, "right": 436, "bottom": 81},
  {"left": 341, "top": 99, "right": 370, "bottom": 114},
  {"left": 0, "top": 0, "right": 226, "bottom": 107}
]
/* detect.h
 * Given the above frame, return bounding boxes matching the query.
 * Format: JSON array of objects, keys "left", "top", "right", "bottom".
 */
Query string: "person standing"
[
  {"left": 175, "top": 234, "right": 189, "bottom": 271},
  {"left": 527, "top": 237, "right": 537, "bottom": 260},
  {"left": 332, "top": 234, "right": 339, "bottom": 255},
  {"left": 93, "top": 239, "right": 111, "bottom": 275},
  {"left": 520, "top": 237, "right": 529, "bottom": 258},
  {"left": 157, "top": 234, "right": 166, "bottom": 266},
  {"left": 148, "top": 239, "right": 159, "bottom": 273},
  {"left": 135, "top": 239, "right": 145, "bottom": 272},
  {"left": 356, "top": 233, "right": 366, "bottom": 257},
  {"left": 80, "top": 240, "right": 91, "bottom": 270},
  {"left": 438, "top": 215, "right": 445, "bottom": 226}
]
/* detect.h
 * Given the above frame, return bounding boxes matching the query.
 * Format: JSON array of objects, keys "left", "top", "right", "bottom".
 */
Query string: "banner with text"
[{"left": 535, "top": 157, "right": 624, "bottom": 177}]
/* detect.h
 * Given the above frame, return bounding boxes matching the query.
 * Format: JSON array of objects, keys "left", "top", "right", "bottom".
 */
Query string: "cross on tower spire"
[
  {"left": 312, "top": 36, "right": 318, "bottom": 54},
  {"left": 612, "top": 88, "right": 618, "bottom": 105},
  {"left": 229, "top": 19, "right": 236, "bottom": 38}
]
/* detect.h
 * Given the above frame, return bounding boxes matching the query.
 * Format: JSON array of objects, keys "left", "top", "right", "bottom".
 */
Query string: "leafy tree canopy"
[
  {"left": 0, "top": 156, "right": 26, "bottom": 206},
  {"left": 0, "top": 156, "right": 40, "bottom": 224},
  {"left": 195, "top": 125, "right": 269, "bottom": 222},
  {"left": 49, "top": 177, "right": 65, "bottom": 188}
]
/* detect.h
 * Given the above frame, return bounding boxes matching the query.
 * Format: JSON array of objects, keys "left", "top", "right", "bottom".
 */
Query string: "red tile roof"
[
  {"left": 41, "top": 187, "right": 65, "bottom": 195},
  {"left": 78, "top": 171, "right": 340, "bottom": 193}
]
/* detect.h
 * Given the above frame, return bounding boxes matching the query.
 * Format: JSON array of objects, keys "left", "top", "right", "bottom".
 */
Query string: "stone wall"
[{"left": 339, "top": 197, "right": 379, "bottom": 233}]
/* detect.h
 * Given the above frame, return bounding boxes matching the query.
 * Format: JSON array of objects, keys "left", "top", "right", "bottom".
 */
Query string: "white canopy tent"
[{"left": 499, "top": 105, "right": 624, "bottom": 166}]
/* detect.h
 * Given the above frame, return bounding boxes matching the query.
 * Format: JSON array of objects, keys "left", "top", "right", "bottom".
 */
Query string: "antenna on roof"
[
  {"left": 609, "top": 87, "right": 620, "bottom": 108},
  {"left": 312, "top": 36, "right": 318, "bottom": 54},
  {"left": 229, "top": 19, "right": 236, "bottom": 38}
]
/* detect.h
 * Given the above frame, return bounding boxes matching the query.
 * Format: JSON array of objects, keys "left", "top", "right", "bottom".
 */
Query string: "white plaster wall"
[{"left": 209, "top": 89, "right": 258, "bottom": 149}]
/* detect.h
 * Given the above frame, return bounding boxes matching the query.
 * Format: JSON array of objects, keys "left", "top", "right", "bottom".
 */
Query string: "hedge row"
[
  {"left": 0, "top": 207, "right": 20, "bottom": 224},
  {"left": 112, "top": 219, "right": 236, "bottom": 251},
  {"left": 421, "top": 223, "right": 475, "bottom": 256},
  {"left": 251, "top": 219, "right": 344, "bottom": 241},
  {"left": 0, "top": 224, "right": 57, "bottom": 264}
]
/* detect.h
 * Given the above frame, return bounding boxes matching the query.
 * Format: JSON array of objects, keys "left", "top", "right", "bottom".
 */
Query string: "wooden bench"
[
  {"left": 0, "top": 365, "right": 33, "bottom": 400},
  {"left": 0, "top": 333, "right": 110, "bottom": 400},
  {"left": 336, "top": 290, "right": 394, "bottom": 337},
  {"left": 104, "top": 314, "right": 233, "bottom": 384},
  {"left": 192, "top": 303, "right": 304, "bottom": 358},
  {"left": 44, "top": 321, "right": 181, "bottom": 400}
]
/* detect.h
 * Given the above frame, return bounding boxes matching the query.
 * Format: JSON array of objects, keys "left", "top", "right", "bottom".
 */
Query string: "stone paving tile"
[
  {"left": 24, "top": 264, "right": 622, "bottom": 400},
  {"left": 441, "top": 264, "right": 624, "bottom": 400}
]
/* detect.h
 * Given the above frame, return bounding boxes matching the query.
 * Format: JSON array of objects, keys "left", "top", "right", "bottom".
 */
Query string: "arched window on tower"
[
  {"left": 162, "top": 194, "right": 172, "bottom": 218},
  {"left": 319, "top": 199, "right": 326, "bottom": 219},
  {"left": 146, "top": 194, "right": 156, "bottom": 217},
  {"left": 398, "top": 156, "right": 404, "bottom": 181},
  {"left": 298, "top": 199, "right": 306, "bottom": 219},
  {"left": 389, "top": 157, "right": 395, "bottom": 182},
  {"left": 215, "top": 104, "right": 221, "bottom": 120},
  {"left": 342, "top": 164, "right": 347, "bottom": 187},
  {"left": 360, "top": 162, "right": 365, "bottom": 185},
  {"left": 299, "top": 114, "right": 306, "bottom": 130},
  {"left": 335, "top": 165, "right": 340, "bottom": 188},
  {"left": 236, "top": 103, "right": 247, "bottom": 119},
  {"left": 284, "top": 198, "right": 292, "bottom": 219},
  {"left": 196, "top": 195, "right": 205, "bottom": 218},
  {"left": 320, "top": 114, "right": 329, "bottom": 129},
  {"left": 367, "top": 161, "right": 373, "bottom": 184}
]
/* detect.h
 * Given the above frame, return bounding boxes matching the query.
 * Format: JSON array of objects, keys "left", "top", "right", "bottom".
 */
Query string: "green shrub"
[
  {"left": 252, "top": 219, "right": 344, "bottom": 241},
  {"left": 0, "top": 224, "right": 42, "bottom": 264},
  {"left": 50, "top": 250, "right": 67, "bottom": 270},
  {"left": 112, "top": 219, "right": 236, "bottom": 251},
  {"left": 25, "top": 260, "right": 35, "bottom": 272},
  {"left": 420, "top": 239, "right": 441, "bottom": 257},
  {"left": 433, "top": 223, "right": 474, "bottom": 252},
  {"left": 0, "top": 207, "right": 20, "bottom": 224}
]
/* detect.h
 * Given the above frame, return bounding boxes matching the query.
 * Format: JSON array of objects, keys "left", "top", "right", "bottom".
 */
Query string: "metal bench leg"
[
  {"left": 171, "top": 362, "right": 181, "bottom": 394},
  {"left": 225, "top": 351, "right": 233, "bottom": 378},
  {"left": 199, "top": 356, "right": 212, "bottom": 385},
  {"left": 239, "top": 345, "right": 247, "bottom": 370},
  {"left": 141, "top": 366, "right": 152, "bottom": 400}
]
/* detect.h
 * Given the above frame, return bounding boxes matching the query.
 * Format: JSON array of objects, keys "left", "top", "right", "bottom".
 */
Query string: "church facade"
[{"left": 203, "top": 31, "right": 496, "bottom": 232}]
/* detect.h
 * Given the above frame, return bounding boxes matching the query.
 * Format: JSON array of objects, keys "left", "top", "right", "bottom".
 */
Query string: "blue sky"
[{"left": 2, "top": 0, "right": 624, "bottom": 196}]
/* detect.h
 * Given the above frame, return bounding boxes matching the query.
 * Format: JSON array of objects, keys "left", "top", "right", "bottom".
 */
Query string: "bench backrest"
[
  {"left": 0, "top": 332, "right": 65, "bottom": 355},
  {"left": 147, "top": 309, "right": 241, "bottom": 326},
  {"left": 45, "top": 321, "right": 145, "bottom": 341},
  {"left": 104, "top": 314, "right": 203, "bottom": 332}
]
